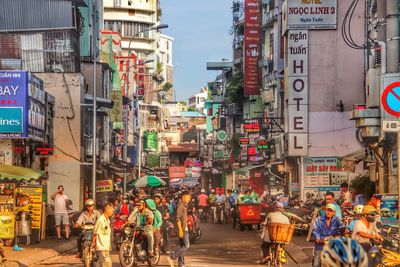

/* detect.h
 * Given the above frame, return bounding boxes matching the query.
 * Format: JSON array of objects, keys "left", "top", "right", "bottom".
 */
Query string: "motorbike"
[
  {"left": 119, "top": 223, "right": 160, "bottom": 267},
  {"left": 114, "top": 216, "right": 127, "bottom": 250},
  {"left": 187, "top": 211, "right": 201, "bottom": 243},
  {"left": 369, "top": 235, "right": 400, "bottom": 266},
  {"left": 215, "top": 202, "right": 225, "bottom": 224},
  {"left": 81, "top": 223, "right": 97, "bottom": 267}
]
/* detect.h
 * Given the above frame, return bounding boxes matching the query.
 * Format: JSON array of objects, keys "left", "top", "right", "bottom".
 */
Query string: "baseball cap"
[
  {"left": 326, "top": 203, "right": 336, "bottom": 212},
  {"left": 275, "top": 202, "right": 284, "bottom": 209}
]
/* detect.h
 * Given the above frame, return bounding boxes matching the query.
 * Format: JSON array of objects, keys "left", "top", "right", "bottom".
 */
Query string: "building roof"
[
  {"left": 180, "top": 111, "right": 205, "bottom": 118},
  {"left": 168, "top": 143, "right": 199, "bottom": 153}
]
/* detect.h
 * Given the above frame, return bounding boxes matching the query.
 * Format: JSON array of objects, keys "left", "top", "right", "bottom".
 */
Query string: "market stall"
[{"left": 0, "top": 165, "right": 46, "bottom": 244}]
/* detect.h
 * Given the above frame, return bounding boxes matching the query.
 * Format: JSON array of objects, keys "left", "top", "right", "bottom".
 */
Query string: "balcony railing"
[{"left": 262, "top": 7, "right": 278, "bottom": 28}]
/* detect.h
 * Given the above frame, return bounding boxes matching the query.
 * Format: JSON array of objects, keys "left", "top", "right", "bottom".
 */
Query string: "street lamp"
[{"left": 122, "top": 24, "right": 168, "bottom": 193}]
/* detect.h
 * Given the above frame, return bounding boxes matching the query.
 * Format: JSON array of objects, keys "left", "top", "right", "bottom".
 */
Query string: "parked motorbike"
[
  {"left": 215, "top": 202, "right": 225, "bottom": 224},
  {"left": 81, "top": 223, "right": 97, "bottom": 267},
  {"left": 119, "top": 223, "right": 160, "bottom": 267},
  {"left": 187, "top": 211, "right": 201, "bottom": 243},
  {"left": 113, "top": 216, "right": 127, "bottom": 250}
]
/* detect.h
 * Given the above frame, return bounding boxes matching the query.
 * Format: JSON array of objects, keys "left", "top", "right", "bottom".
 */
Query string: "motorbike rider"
[
  {"left": 215, "top": 189, "right": 226, "bottom": 223},
  {"left": 312, "top": 203, "right": 348, "bottom": 267},
  {"left": 260, "top": 202, "right": 290, "bottom": 264},
  {"left": 339, "top": 182, "right": 353, "bottom": 208},
  {"left": 320, "top": 191, "right": 342, "bottom": 219},
  {"left": 208, "top": 189, "right": 216, "bottom": 206},
  {"left": 348, "top": 205, "right": 364, "bottom": 232},
  {"left": 352, "top": 205, "right": 382, "bottom": 254},
  {"left": 197, "top": 189, "right": 209, "bottom": 222},
  {"left": 114, "top": 194, "right": 134, "bottom": 224},
  {"left": 127, "top": 199, "right": 155, "bottom": 257},
  {"left": 145, "top": 198, "right": 163, "bottom": 253},
  {"left": 74, "top": 199, "right": 100, "bottom": 258}
]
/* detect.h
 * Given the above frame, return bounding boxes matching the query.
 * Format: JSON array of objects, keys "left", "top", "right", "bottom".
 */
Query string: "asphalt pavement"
[{"left": 24, "top": 222, "right": 313, "bottom": 267}]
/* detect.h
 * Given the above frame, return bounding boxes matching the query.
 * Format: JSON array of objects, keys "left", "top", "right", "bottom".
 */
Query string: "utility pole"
[
  {"left": 386, "top": 0, "right": 399, "bottom": 235},
  {"left": 92, "top": 0, "right": 98, "bottom": 203}
]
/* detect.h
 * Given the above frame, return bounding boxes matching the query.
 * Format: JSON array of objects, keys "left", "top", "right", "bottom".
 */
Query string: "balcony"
[{"left": 262, "top": 7, "right": 278, "bottom": 28}]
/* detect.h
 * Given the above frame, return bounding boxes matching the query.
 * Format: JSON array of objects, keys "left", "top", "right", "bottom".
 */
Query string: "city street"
[{"left": 4, "top": 222, "right": 314, "bottom": 266}]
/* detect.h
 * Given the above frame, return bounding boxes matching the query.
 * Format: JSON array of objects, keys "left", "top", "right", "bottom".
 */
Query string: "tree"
[
  {"left": 350, "top": 175, "right": 375, "bottom": 201},
  {"left": 226, "top": 72, "right": 244, "bottom": 104},
  {"left": 162, "top": 82, "right": 173, "bottom": 92}
]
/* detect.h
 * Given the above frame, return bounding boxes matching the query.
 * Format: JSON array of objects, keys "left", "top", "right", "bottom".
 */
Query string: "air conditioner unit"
[{"left": 366, "top": 68, "right": 379, "bottom": 108}]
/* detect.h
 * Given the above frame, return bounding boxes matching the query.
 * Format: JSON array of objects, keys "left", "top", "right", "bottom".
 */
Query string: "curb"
[{"left": 285, "top": 243, "right": 312, "bottom": 265}]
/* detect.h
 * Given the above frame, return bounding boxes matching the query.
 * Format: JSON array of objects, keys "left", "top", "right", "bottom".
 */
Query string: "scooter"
[
  {"left": 119, "top": 223, "right": 160, "bottom": 267},
  {"left": 187, "top": 212, "right": 201, "bottom": 243},
  {"left": 80, "top": 223, "right": 97, "bottom": 267},
  {"left": 215, "top": 202, "right": 225, "bottom": 224},
  {"left": 113, "top": 216, "right": 127, "bottom": 250}
]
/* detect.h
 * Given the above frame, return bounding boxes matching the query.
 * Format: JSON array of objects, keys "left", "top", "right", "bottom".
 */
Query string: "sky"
[{"left": 160, "top": 0, "right": 233, "bottom": 102}]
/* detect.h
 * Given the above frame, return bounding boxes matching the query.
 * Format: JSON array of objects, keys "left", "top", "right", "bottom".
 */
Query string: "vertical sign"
[
  {"left": 136, "top": 60, "right": 145, "bottom": 101},
  {"left": 244, "top": 0, "right": 261, "bottom": 96},
  {"left": 287, "top": 30, "right": 308, "bottom": 156}
]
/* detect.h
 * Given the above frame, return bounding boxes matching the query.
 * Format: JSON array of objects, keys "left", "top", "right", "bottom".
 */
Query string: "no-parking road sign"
[{"left": 382, "top": 81, "right": 400, "bottom": 117}]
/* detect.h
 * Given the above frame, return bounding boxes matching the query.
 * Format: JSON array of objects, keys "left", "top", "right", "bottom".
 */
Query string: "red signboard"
[
  {"left": 244, "top": 0, "right": 261, "bottom": 96},
  {"left": 239, "top": 137, "right": 250, "bottom": 145},
  {"left": 247, "top": 146, "right": 257, "bottom": 156},
  {"left": 136, "top": 60, "right": 145, "bottom": 100},
  {"left": 169, "top": 166, "right": 186, "bottom": 179},
  {"left": 243, "top": 119, "right": 260, "bottom": 133}
]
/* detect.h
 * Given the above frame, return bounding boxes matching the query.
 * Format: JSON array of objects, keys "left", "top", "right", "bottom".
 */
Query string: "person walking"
[
  {"left": 167, "top": 191, "right": 191, "bottom": 267},
  {"left": 51, "top": 185, "right": 70, "bottom": 240},
  {"left": 93, "top": 203, "right": 114, "bottom": 267}
]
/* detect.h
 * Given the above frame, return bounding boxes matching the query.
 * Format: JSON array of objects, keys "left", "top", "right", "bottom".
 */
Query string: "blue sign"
[
  {"left": 0, "top": 107, "right": 23, "bottom": 133},
  {"left": 0, "top": 71, "right": 29, "bottom": 137},
  {"left": 377, "top": 194, "right": 399, "bottom": 228}
]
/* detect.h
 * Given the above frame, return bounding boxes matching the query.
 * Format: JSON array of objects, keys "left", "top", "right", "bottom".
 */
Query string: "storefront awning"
[
  {"left": 234, "top": 164, "right": 264, "bottom": 175},
  {"left": 0, "top": 164, "right": 45, "bottom": 182}
]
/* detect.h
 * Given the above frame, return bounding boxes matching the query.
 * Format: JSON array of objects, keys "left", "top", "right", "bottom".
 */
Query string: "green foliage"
[
  {"left": 350, "top": 175, "right": 375, "bottom": 201},
  {"left": 187, "top": 107, "right": 196, "bottom": 112},
  {"left": 156, "top": 62, "right": 163, "bottom": 75},
  {"left": 178, "top": 101, "right": 187, "bottom": 106},
  {"left": 226, "top": 72, "right": 244, "bottom": 104},
  {"left": 146, "top": 154, "right": 160, "bottom": 168},
  {"left": 162, "top": 82, "right": 173, "bottom": 91}
]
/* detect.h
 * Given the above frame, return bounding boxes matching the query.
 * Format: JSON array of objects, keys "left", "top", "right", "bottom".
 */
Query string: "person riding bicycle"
[
  {"left": 312, "top": 203, "right": 348, "bottom": 267},
  {"left": 260, "top": 202, "right": 290, "bottom": 264},
  {"left": 74, "top": 199, "right": 101, "bottom": 258},
  {"left": 127, "top": 199, "right": 155, "bottom": 257},
  {"left": 321, "top": 237, "right": 368, "bottom": 267}
]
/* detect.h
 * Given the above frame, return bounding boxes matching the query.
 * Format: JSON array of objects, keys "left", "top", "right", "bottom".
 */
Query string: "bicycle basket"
[{"left": 268, "top": 223, "right": 294, "bottom": 244}]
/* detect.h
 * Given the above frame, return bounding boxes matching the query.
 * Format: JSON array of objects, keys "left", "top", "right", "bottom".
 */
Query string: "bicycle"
[{"left": 261, "top": 242, "right": 286, "bottom": 267}]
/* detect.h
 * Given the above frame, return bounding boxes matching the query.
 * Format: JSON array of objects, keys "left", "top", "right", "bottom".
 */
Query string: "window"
[
  {"left": 114, "top": 0, "right": 121, "bottom": 7},
  {"left": 166, "top": 40, "right": 169, "bottom": 50},
  {"left": 104, "top": 20, "right": 122, "bottom": 33},
  {"left": 167, "top": 54, "right": 170, "bottom": 64},
  {"left": 123, "top": 21, "right": 151, "bottom": 38}
]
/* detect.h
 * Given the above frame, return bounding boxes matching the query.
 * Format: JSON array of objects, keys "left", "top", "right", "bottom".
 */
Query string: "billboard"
[
  {"left": 286, "top": 0, "right": 337, "bottom": 30},
  {"left": 243, "top": 0, "right": 261, "bottom": 96},
  {"left": 377, "top": 194, "right": 399, "bottom": 228},
  {"left": 0, "top": 71, "right": 29, "bottom": 137}
]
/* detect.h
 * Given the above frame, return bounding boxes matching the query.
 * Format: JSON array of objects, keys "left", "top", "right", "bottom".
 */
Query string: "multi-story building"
[
  {"left": 188, "top": 87, "right": 208, "bottom": 114},
  {"left": 158, "top": 34, "right": 174, "bottom": 101}
]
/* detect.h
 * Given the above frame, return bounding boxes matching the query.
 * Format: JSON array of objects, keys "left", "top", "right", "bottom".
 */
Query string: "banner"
[
  {"left": 169, "top": 166, "right": 186, "bottom": 179},
  {"left": 377, "top": 194, "right": 398, "bottom": 228},
  {"left": 16, "top": 186, "right": 43, "bottom": 229},
  {"left": 243, "top": 0, "right": 261, "bottom": 96},
  {"left": 95, "top": 179, "right": 113, "bottom": 193}
]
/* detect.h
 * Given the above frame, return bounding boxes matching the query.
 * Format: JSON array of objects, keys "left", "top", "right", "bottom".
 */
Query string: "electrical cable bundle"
[{"left": 342, "top": 0, "right": 371, "bottom": 49}]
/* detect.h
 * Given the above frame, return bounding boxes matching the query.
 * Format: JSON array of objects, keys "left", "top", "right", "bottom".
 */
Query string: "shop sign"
[
  {"left": 287, "top": 30, "right": 309, "bottom": 156},
  {"left": 95, "top": 179, "right": 113, "bottom": 193},
  {"left": 144, "top": 131, "right": 158, "bottom": 151},
  {"left": 136, "top": 61, "right": 145, "bottom": 100},
  {"left": 286, "top": 0, "right": 337, "bottom": 30},
  {"left": 169, "top": 166, "right": 186, "bottom": 179},
  {"left": 243, "top": 0, "right": 261, "bottom": 96},
  {"left": 377, "top": 194, "right": 399, "bottom": 227},
  {"left": 247, "top": 146, "right": 257, "bottom": 156},
  {"left": 256, "top": 139, "right": 268, "bottom": 150},
  {"left": 16, "top": 186, "right": 43, "bottom": 229},
  {"left": 154, "top": 168, "right": 168, "bottom": 178},
  {"left": 304, "top": 157, "right": 338, "bottom": 175},
  {"left": 34, "top": 144, "right": 54, "bottom": 156},
  {"left": 216, "top": 130, "right": 228, "bottom": 142},
  {"left": 239, "top": 137, "right": 250, "bottom": 146},
  {"left": 243, "top": 119, "right": 261, "bottom": 133},
  {"left": 214, "top": 150, "right": 225, "bottom": 159}
]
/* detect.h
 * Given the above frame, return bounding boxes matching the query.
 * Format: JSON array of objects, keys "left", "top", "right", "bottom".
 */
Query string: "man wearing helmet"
[
  {"left": 348, "top": 205, "right": 364, "bottom": 232},
  {"left": 312, "top": 203, "right": 347, "bottom": 267},
  {"left": 352, "top": 205, "right": 382, "bottom": 253},
  {"left": 128, "top": 199, "right": 155, "bottom": 256},
  {"left": 197, "top": 189, "right": 209, "bottom": 222},
  {"left": 74, "top": 199, "right": 100, "bottom": 258},
  {"left": 321, "top": 237, "right": 368, "bottom": 267},
  {"left": 208, "top": 189, "right": 216, "bottom": 206}
]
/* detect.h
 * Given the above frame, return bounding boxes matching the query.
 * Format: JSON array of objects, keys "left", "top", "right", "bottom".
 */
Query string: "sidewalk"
[{"left": 3, "top": 236, "right": 77, "bottom": 267}]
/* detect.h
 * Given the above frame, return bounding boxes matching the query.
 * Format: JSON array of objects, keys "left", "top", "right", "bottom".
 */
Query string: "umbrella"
[{"left": 131, "top": 175, "right": 166, "bottom": 188}]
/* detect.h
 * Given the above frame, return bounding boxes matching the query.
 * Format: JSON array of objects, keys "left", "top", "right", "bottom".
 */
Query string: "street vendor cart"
[{"left": 235, "top": 203, "right": 262, "bottom": 231}]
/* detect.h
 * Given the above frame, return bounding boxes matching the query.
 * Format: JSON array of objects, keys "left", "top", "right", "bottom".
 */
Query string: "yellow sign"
[
  {"left": 16, "top": 186, "right": 43, "bottom": 229},
  {"left": 96, "top": 180, "right": 113, "bottom": 193},
  {"left": 0, "top": 213, "right": 15, "bottom": 239}
]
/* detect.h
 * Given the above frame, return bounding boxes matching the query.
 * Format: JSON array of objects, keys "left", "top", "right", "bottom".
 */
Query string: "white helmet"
[
  {"left": 211, "top": 189, "right": 215, "bottom": 194},
  {"left": 201, "top": 189, "right": 206, "bottom": 193},
  {"left": 353, "top": 205, "right": 364, "bottom": 215},
  {"left": 321, "top": 237, "right": 368, "bottom": 267}
]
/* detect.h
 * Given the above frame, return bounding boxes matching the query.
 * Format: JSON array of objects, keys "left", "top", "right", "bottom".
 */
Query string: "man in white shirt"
[
  {"left": 51, "top": 185, "right": 70, "bottom": 240},
  {"left": 93, "top": 203, "right": 114, "bottom": 267},
  {"left": 340, "top": 182, "right": 353, "bottom": 208}
]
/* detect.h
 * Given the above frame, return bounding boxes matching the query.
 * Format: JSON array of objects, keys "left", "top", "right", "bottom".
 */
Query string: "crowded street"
[{"left": 1, "top": 0, "right": 400, "bottom": 267}]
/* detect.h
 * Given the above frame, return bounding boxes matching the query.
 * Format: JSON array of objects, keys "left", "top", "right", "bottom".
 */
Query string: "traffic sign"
[
  {"left": 381, "top": 81, "right": 400, "bottom": 117},
  {"left": 382, "top": 120, "right": 400, "bottom": 132}
]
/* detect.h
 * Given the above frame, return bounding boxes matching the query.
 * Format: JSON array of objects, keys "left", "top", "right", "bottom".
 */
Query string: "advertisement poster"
[
  {"left": 377, "top": 194, "right": 399, "bottom": 227},
  {"left": 170, "top": 177, "right": 199, "bottom": 188},
  {"left": 0, "top": 213, "right": 14, "bottom": 239},
  {"left": 95, "top": 180, "right": 113, "bottom": 193},
  {"left": 16, "top": 186, "right": 43, "bottom": 229},
  {"left": 243, "top": 0, "right": 261, "bottom": 96},
  {"left": 169, "top": 166, "right": 186, "bottom": 179}
]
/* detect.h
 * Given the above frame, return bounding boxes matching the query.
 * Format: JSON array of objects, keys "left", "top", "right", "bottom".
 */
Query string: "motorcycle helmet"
[
  {"left": 154, "top": 193, "right": 163, "bottom": 199},
  {"left": 353, "top": 205, "right": 364, "bottom": 215},
  {"left": 201, "top": 189, "right": 206, "bottom": 194},
  {"left": 362, "top": 205, "right": 378, "bottom": 215},
  {"left": 321, "top": 237, "right": 368, "bottom": 267},
  {"left": 211, "top": 189, "right": 215, "bottom": 194},
  {"left": 85, "top": 199, "right": 95, "bottom": 206}
]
